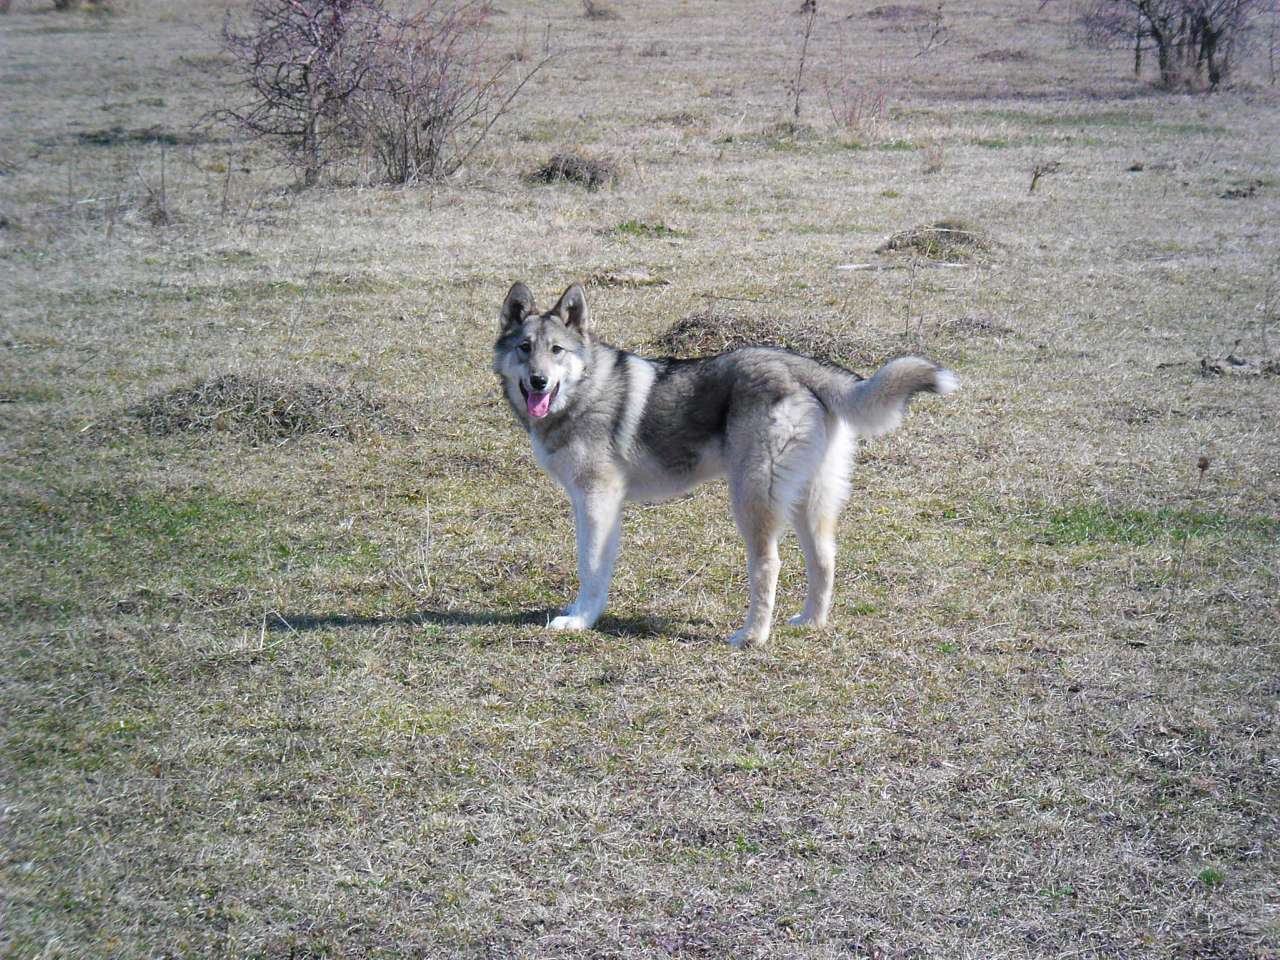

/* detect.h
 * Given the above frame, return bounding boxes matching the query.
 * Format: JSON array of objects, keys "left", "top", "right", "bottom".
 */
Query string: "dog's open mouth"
[{"left": 520, "top": 382, "right": 559, "bottom": 419}]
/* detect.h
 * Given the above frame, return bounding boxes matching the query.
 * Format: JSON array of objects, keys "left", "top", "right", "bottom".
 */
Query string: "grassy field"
[{"left": 2, "top": 1, "right": 1279, "bottom": 957}]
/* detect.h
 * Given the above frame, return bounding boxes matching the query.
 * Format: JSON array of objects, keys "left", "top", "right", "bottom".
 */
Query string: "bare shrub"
[
  {"left": 220, "top": 0, "right": 382, "bottom": 187},
  {"left": 824, "top": 78, "right": 889, "bottom": 141},
  {"left": 220, "top": 0, "right": 541, "bottom": 187},
  {"left": 914, "top": 1, "right": 949, "bottom": 57},
  {"left": 921, "top": 138, "right": 945, "bottom": 174},
  {"left": 348, "top": 3, "right": 538, "bottom": 184},
  {"left": 581, "top": 0, "right": 619, "bottom": 20},
  {"left": 528, "top": 152, "right": 620, "bottom": 189},
  {"left": 1074, "top": 0, "right": 1266, "bottom": 88}
]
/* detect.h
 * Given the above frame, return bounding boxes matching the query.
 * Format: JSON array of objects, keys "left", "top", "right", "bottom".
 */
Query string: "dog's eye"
[
  {"left": 518, "top": 342, "right": 531, "bottom": 354},
  {"left": 551, "top": 345, "right": 563, "bottom": 355}
]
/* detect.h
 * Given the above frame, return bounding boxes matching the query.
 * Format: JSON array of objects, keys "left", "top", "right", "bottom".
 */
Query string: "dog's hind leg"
[
  {"left": 789, "top": 419, "right": 853, "bottom": 628},
  {"left": 789, "top": 504, "right": 837, "bottom": 628},
  {"left": 550, "top": 484, "right": 624, "bottom": 632},
  {"left": 727, "top": 476, "right": 784, "bottom": 650}
]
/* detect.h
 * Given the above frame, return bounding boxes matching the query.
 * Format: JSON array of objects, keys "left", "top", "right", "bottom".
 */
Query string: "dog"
[{"left": 493, "top": 282, "right": 958, "bottom": 648}]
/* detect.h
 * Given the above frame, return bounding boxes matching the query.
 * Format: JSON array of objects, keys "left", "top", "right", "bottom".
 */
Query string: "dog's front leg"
[{"left": 549, "top": 486, "right": 624, "bottom": 632}]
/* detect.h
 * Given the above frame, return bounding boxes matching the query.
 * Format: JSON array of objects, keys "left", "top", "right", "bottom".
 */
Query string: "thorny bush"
[{"left": 220, "top": 0, "right": 542, "bottom": 186}]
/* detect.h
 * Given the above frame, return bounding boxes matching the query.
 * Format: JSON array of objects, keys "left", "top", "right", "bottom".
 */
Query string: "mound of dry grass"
[
  {"left": 128, "top": 372, "right": 406, "bottom": 443},
  {"left": 528, "top": 152, "right": 620, "bottom": 190},
  {"left": 977, "top": 48, "right": 1033, "bottom": 63},
  {"left": 875, "top": 218, "right": 993, "bottom": 262},
  {"left": 651, "top": 309, "right": 870, "bottom": 370},
  {"left": 864, "top": 3, "right": 931, "bottom": 20}
]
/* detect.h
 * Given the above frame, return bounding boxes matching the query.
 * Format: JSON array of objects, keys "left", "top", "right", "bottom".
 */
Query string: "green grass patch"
[
  {"left": 1033, "top": 503, "right": 1280, "bottom": 546},
  {"left": 1, "top": 485, "right": 382, "bottom": 613},
  {"left": 614, "top": 218, "right": 688, "bottom": 239},
  {"left": 1198, "top": 867, "right": 1226, "bottom": 888}
]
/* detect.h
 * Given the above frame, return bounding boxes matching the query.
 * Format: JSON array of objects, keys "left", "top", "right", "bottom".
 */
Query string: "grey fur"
[{"left": 493, "top": 282, "right": 959, "bottom": 648}]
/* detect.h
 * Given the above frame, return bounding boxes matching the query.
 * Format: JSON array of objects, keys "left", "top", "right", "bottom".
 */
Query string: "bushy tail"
[{"left": 838, "top": 357, "right": 958, "bottom": 437}]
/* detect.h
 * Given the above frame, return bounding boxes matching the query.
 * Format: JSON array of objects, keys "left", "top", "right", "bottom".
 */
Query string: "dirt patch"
[
  {"left": 875, "top": 219, "right": 994, "bottom": 263},
  {"left": 863, "top": 3, "right": 931, "bottom": 20},
  {"left": 1219, "top": 179, "right": 1263, "bottom": 200},
  {"left": 527, "top": 152, "right": 620, "bottom": 190},
  {"left": 127, "top": 372, "right": 408, "bottom": 443},
  {"left": 651, "top": 309, "right": 871, "bottom": 370},
  {"left": 589, "top": 269, "right": 668, "bottom": 287},
  {"left": 1199, "top": 354, "right": 1279, "bottom": 377},
  {"left": 75, "top": 125, "right": 206, "bottom": 147},
  {"left": 977, "top": 49, "right": 1033, "bottom": 63},
  {"left": 934, "top": 315, "right": 1013, "bottom": 337}
]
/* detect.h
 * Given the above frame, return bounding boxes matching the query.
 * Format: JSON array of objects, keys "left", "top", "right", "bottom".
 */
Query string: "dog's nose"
[{"left": 529, "top": 374, "right": 548, "bottom": 391}]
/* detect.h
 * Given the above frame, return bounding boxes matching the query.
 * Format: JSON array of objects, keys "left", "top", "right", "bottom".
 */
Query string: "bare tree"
[
  {"left": 351, "top": 3, "right": 549, "bottom": 183},
  {"left": 1076, "top": 0, "right": 1265, "bottom": 88},
  {"left": 221, "top": 0, "right": 381, "bottom": 187},
  {"left": 220, "top": 0, "right": 541, "bottom": 187}
]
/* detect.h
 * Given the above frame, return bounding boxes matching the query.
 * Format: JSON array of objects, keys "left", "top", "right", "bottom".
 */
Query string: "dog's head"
[{"left": 493, "top": 282, "right": 590, "bottom": 423}]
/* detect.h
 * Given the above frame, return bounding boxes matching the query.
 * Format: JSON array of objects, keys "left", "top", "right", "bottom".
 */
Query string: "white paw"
[
  {"left": 549, "top": 614, "right": 590, "bottom": 632},
  {"left": 727, "top": 627, "right": 766, "bottom": 649},
  {"left": 788, "top": 612, "right": 827, "bottom": 628}
]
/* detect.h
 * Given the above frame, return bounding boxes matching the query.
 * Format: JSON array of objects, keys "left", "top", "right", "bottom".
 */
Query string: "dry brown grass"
[
  {"left": 652, "top": 308, "right": 873, "bottom": 371},
  {"left": 126, "top": 371, "right": 408, "bottom": 442},
  {"left": 527, "top": 151, "right": 621, "bottom": 189},
  {"left": 2, "top": 1, "right": 1278, "bottom": 958},
  {"left": 875, "top": 218, "right": 992, "bottom": 262}
]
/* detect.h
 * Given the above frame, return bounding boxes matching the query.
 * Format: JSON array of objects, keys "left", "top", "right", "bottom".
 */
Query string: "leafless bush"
[
  {"left": 220, "top": 0, "right": 380, "bottom": 187},
  {"left": 824, "top": 78, "right": 889, "bottom": 141},
  {"left": 1074, "top": 0, "right": 1265, "bottom": 88},
  {"left": 921, "top": 138, "right": 945, "bottom": 174},
  {"left": 350, "top": 4, "right": 543, "bottom": 184},
  {"left": 581, "top": 0, "right": 619, "bottom": 20},
  {"left": 914, "top": 1, "right": 950, "bottom": 57},
  {"left": 220, "top": 0, "right": 542, "bottom": 187}
]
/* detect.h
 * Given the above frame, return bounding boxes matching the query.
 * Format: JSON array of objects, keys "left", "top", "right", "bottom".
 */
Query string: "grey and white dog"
[{"left": 493, "top": 282, "right": 958, "bottom": 648}]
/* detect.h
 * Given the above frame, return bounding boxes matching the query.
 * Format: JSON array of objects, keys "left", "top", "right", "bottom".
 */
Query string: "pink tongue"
[{"left": 526, "top": 389, "right": 553, "bottom": 418}]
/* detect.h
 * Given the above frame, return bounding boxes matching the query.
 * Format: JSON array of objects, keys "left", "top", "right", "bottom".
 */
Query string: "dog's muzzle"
[{"left": 520, "top": 380, "right": 559, "bottom": 419}]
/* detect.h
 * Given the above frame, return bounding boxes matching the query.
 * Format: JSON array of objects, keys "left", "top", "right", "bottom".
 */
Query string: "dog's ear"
[
  {"left": 500, "top": 282, "right": 536, "bottom": 331},
  {"left": 550, "top": 283, "right": 588, "bottom": 332}
]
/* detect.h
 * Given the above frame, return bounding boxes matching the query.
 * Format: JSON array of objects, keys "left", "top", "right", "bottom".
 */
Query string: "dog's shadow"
[{"left": 262, "top": 608, "right": 703, "bottom": 640}]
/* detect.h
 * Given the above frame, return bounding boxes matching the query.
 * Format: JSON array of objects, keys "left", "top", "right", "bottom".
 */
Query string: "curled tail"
[{"left": 838, "top": 356, "right": 958, "bottom": 437}]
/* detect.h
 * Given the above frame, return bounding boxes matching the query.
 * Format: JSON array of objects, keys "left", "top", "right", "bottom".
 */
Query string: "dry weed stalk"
[
  {"left": 914, "top": 1, "right": 949, "bottom": 57},
  {"left": 1029, "top": 159, "right": 1063, "bottom": 192},
  {"left": 791, "top": 1, "right": 820, "bottom": 118},
  {"left": 1168, "top": 455, "right": 1211, "bottom": 609},
  {"left": 921, "top": 139, "right": 945, "bottom": 174}
]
